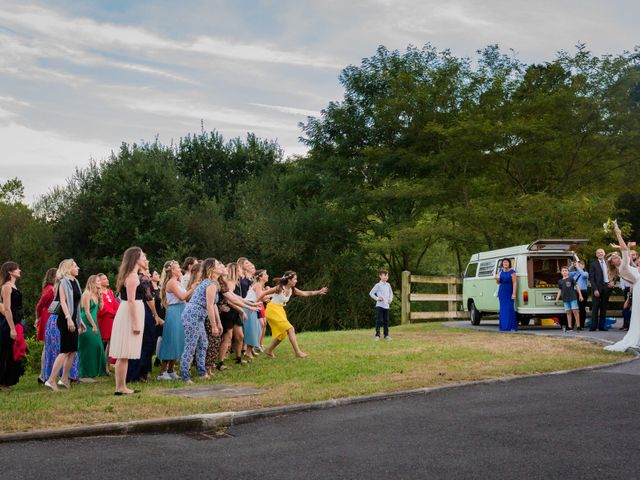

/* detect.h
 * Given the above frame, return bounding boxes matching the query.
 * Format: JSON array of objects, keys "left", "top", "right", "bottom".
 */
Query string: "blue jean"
[{"left": 375, "top": 307, "right": 389, "bottom": 337}]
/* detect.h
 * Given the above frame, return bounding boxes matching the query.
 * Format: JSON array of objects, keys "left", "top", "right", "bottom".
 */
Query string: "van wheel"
[
  {"left": 469, "top": 301, "right": 481, "bottom": 326},
  {"left": 518, "top": 315, "right": 531, "bottom": 326}
]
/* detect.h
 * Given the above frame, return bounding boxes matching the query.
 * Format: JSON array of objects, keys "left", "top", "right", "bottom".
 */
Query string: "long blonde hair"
[
  {"left": 56, "top": 259, "right": 75, "bottom": 281},
  {"left": 84, "top": 274, "right": 103, "bottom": 309},
  {"left": 54, "top": 258, "right": 76, "bottom": 295},
  {"left": 226, "top": 262, "right": 240, "bottom": 285},
  {"left": 160, "top": 260, "right": 178, "bottom": 308}
]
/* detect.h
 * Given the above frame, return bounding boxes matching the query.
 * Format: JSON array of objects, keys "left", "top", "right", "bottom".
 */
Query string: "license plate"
[{"left": 543, "top": 295, "right": 556, "bottom": 301}]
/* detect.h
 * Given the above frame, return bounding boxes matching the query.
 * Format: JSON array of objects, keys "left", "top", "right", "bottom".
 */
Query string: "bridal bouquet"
[{"left": 603, "top": 218, "right": 619, "bottom": 233}]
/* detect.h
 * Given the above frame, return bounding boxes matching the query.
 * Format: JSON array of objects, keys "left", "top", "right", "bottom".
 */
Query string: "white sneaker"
[
  {"left": 168, "top": 371, "right": 180, "bottom": 380},
  {"left": 156, "top": 372, "right": 172, "bottom": 381},
  {"left": 374, "top": 336, "right": 380, "bottom": 341},
  {"left": 384, "top": 336, "right": 392, "bottom": 341}
]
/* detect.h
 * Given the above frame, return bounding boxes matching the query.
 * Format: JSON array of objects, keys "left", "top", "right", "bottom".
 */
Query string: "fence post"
[
  {"left": 447, "top": 281, "right": 457, "bottom": 316},
  {"left": 401, "top": 270, "right": 411, "bottom": 324}
]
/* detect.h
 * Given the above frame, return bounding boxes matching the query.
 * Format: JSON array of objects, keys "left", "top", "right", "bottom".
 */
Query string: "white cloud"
[
  {"left": 250, "top": 103, "right": 319, "bottom": 117},
  {"left": 0, "top": 122, "right": 112, "bottom": 202},
  {"left": 114, "top": 93, "right": 301, "bottom": 133},
  {"left": 0, "top": 4, "right": 343, "bottom": 71}
]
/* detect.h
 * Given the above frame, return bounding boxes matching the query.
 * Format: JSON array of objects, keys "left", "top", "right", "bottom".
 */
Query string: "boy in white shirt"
[{"left": 369, "top": 270, "right": 393, "bottom": 340}]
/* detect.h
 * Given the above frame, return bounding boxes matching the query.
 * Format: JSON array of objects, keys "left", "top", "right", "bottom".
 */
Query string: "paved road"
[
  {"left": 445, "top": 319, "right": 628, "bottom": 345},
  {"left": 1, "top": 359, "right": 639, "bottom": 479}
]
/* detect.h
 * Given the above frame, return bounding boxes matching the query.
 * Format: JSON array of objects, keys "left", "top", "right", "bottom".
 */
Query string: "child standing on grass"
[
  {"left": 555, "top": 266, "right": 584, "bottom": 332},
  {"left": 369, "top": 270, "right": 393, "bottom": 341}
]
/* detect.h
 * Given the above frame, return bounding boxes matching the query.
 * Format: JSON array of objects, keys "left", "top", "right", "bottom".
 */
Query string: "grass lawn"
[{"left": 0, "top": 323, "right": 631, "bottom": 433}]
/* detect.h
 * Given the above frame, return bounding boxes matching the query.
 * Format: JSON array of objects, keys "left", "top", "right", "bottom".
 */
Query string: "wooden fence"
[{"left": 401, "top": 271, "right": 466, "bottom": 324}]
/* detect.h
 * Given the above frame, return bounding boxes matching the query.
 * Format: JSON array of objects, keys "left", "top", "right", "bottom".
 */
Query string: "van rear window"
[{"left": 528, "top": 257, "right": 572, "bottom": 288}]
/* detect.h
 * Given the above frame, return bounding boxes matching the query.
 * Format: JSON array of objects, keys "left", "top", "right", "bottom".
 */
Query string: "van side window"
[
  {"left": 477, "top": 260, "right": 496, "bottom": 277},
  {"left": 465, "top": 263, "right": 478, "bottom": 278}
]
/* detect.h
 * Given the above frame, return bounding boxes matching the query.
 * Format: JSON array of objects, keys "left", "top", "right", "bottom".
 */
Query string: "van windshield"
[{"left": 528, "top": 256, "right": 573, "bottom": 288}]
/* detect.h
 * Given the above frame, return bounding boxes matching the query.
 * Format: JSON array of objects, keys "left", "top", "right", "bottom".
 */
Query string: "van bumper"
[{"left": 516, "top": 307, "right": 566, "bottom": 315}]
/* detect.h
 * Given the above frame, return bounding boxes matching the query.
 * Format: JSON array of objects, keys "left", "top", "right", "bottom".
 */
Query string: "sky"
[{"left": 0, "top": 0, "right": 638, "bottom": 202}]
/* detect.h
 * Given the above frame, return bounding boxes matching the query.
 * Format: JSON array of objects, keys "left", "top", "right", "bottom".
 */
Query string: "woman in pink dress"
[
  {"left": 109, "top": 247, "right": 147, "bottom": 395},
  {"left": 97, "top": 273, "right": 119, "bottom": 363}
]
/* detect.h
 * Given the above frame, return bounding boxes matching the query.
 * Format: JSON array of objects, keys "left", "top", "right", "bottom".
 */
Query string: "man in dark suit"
[{"left": 589, "top": 248, "right": 612, "bottom": 331}]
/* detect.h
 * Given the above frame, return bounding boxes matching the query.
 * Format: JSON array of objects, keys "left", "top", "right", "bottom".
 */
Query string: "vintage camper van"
[{"left": 463, "top": 239, "right": 588, "bottom": 326}]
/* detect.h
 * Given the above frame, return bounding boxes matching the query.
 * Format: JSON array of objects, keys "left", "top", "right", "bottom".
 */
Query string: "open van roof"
[{"left": 469, "top": 239, "right": 589, "bottom": 262}]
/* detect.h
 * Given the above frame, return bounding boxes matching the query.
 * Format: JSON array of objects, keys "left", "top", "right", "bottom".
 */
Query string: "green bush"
[{"left": 24, "top": 335, "right": 43, "bottom": 375}]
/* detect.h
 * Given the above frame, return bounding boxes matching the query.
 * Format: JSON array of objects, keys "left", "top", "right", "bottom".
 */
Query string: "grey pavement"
[
  {"left": 445, "top": 318, "right": 629, "bottom": 345},
  {"left": 1, "top": 358, "right": 639, "bottom": 479}
]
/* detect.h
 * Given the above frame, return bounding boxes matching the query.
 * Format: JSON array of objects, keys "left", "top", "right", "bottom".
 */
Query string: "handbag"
[{"left": 48, "top": 300, "right": 63, "bottom": 316}]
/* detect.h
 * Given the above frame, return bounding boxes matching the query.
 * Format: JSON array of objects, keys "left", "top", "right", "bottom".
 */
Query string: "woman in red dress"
[
  {"left": 97, "top": 273, "right": 119, "bottom": 363},
  {"left": 35, "top": 268, "right": 57, "bottom": 342}
]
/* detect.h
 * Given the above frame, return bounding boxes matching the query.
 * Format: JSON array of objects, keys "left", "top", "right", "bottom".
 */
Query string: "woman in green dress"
[{"left": 78, "top": 275, "right": 108, "bottom": 378}]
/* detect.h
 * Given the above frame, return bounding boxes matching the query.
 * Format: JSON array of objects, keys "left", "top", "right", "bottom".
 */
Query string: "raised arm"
[
  {"left": 614, "top": 227, "right": 628, "bottom": 252},
  {"left": 294, "top": 286, "right": 329, "bottom": 298},
  {"left": 167, "top": 278, "right": 193, "bottom": 302},
  {"left": 255, "top": 285, "right": 279, "bottom": 302}
]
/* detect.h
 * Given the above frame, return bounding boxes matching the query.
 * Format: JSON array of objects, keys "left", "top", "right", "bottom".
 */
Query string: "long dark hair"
[
  {"left": 42, "top": 267, "right": 57, "bottom": 289},
  {"left": 275, "top": 270, "right": 296, "bottom": 287},
  {"left": 201, "top": 258, "right": 220, "bottom": 281},
  {"left": 0, "top": 261, "right": 19, "bottom": 284},
  {"left": 116, "top": 246, "right": 143, "bottom": 292},
  {"left": 182, "top": 256, "right": 197, "bottom": 273}
]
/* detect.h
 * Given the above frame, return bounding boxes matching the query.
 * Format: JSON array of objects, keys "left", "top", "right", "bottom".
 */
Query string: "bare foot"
[
  {"left": 295, "top": 351, "right": 308, "bottom": 358},
  {"left": 265, "top": 351, "right": 275, "bottom": 358},
  {"left": 184, "top": 379, "right": 194, "bottom": 384},
  {"left": 199, "top": 374, "right": 210, "bottom": 380}
]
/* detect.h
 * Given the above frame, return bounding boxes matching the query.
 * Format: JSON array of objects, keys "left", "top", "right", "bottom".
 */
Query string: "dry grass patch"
[{"left": 0, "top": 323, "right": 630, "bottom": 433}]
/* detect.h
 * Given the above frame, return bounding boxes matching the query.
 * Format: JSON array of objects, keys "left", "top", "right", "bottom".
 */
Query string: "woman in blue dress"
[{"left": 496, "top": 258, "right": 517, "bottom": 331}]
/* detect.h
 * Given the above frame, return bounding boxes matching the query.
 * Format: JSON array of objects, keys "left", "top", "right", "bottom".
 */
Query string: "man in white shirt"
[{"left": 589, "top": 248, "right": 612, "bottom": 331}]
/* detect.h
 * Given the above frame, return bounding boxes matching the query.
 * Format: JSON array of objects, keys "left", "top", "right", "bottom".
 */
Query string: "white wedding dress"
[{"left": 604, "top": 250, "right": 640, "bottom": 352}]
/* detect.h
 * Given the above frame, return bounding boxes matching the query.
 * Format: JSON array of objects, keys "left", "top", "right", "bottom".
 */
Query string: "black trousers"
[
  {"left": 375, "top": 307, "right": 389, "bottom": 337},
  {"left": 622, "top": 287, "right": 632, "bottom": 330},
  {"left": 577, "top": 290, "right": 588, "bottom": 328},
  {"left": 590, "top": 287, "right": 611, "bottom": 330}
]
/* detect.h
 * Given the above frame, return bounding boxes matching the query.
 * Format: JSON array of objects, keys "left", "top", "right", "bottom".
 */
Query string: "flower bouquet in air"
[{"left": 603, "top": 218, "right": 619, "bottom": 234}]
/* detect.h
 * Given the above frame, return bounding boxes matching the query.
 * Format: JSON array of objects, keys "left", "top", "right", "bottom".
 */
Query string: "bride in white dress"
[{"left": 604, "top": 227, "right": 640, "bottom": 352}]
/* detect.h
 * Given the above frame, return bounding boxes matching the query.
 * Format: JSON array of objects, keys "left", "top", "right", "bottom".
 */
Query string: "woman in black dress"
[
  {"left": 0, "top": 261, "right": 25, "bottom": 389},
  {"left": 45, "top": 259, "right": 85, "bottom": 391}
]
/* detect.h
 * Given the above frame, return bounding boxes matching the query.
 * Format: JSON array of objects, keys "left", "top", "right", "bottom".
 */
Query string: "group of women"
[{"left": 0, "top": 248, "right": 327, "bottom": 394}]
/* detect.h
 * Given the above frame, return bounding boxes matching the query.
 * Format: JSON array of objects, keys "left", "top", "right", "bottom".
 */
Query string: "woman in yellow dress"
[{"left": 265, "top": 271, "right": 328, "bottom": 358}]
